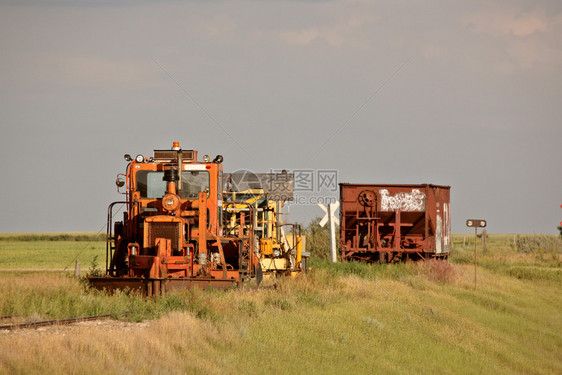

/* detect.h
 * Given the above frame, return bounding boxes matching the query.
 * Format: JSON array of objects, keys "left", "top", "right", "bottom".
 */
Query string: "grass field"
[
  {"left": 0, "top": 233, "right": 560, "bottom": 374},
  {"left": 0, "top": 233, "right": 105, "bottom": 270}
]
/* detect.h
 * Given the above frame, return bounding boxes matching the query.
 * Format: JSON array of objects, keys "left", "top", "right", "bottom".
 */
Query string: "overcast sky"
[{"left": 1, "top": 0, "right": 560, "bottom": 234}]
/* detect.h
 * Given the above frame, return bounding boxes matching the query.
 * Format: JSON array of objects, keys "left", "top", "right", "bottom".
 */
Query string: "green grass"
[
  {"left": 451, "top": 233, "right": 561, "bottom": 283},
  {"left": 0, "top": 233, "right": 560, "bottom": 374},
  {"left": 0, "top": 238, "right": 105, "bottom": 270},
  {"left": 232, "top": 277, "right": 559, "bottom": 374},
  {"left": 0, "top": 272, "right": 236, "bottom": 322}
]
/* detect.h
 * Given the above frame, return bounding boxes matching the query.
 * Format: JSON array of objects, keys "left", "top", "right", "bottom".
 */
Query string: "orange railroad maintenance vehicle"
[{"left": 88, "top": 142, "right": 259, "bottom": 296}]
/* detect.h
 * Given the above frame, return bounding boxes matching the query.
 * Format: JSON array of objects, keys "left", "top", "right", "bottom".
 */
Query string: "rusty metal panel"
[
  {"left": 87, "top": 277, "right": 237, "bottom": 296},
  {"left": 153, "top": 149, "right": 197, "bottom": 161},
  {"left": 146, "top": 221, "right": 181, "bottom": 252},
  {"left": 339, "top": 183, "right": 451, "bottom": 262}
]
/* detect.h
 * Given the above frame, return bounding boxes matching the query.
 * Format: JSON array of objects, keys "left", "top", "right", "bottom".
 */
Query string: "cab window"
[{"left": 136, "top": 170, "right": 210, "bottom": 199}]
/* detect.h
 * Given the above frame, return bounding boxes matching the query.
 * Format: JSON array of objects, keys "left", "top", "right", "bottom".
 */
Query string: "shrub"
[
  {"left": 303, "top": 217, "right": 331, "bottom": 259},
  {"left": 514, "top": 234, "right": 562, "bottom": 254},
  {"left": 88, "top": 255, "right": 104, "bottom": 277}
]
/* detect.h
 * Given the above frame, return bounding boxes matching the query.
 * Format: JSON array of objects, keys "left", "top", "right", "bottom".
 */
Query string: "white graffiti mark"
[
  {"left": 379, "top": 189, "right": 426, "bottom": 212},
  {"left": 436, "top": 213, "right": 443, "bottom": 253}
]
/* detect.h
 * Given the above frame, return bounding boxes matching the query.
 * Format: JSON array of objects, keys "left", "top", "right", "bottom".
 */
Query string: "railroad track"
[{"left": 0, "top": 314, "right": 111, "bottom": 331}]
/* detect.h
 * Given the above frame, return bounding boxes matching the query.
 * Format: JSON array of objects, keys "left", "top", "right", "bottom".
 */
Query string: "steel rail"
[{"left": 0, "top": 314, "right": 112, "bottom": 331}]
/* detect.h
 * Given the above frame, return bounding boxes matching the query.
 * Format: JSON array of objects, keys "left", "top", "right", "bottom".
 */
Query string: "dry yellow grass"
[
  {"left": 0, "top": 242, "right": 560, "bottom": 374},
  {"left": 0, "top": 312, "right": 232, "bottom": 374}
]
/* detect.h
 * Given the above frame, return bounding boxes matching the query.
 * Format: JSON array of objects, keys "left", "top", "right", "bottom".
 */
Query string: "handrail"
[{"left": 106, "top": 201, "right": 127, "bottom": 274}]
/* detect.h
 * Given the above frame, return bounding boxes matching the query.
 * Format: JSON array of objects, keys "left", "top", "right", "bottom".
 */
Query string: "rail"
[{"left": 0, "top": 314, "right": 112, "bottom": 331}]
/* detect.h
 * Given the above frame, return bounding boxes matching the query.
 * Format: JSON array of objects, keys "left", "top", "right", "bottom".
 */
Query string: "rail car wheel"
[
  {"left": 378, "top": 252, "right": 387, "bottom": 264},
  {"left": 358, "top": 190, "right": 377, "bottom": 207}
]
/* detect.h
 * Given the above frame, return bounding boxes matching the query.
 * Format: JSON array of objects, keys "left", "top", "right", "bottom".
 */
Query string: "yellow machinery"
[{"left": 223, "top": 188, "right": 307, "bottom": 277}]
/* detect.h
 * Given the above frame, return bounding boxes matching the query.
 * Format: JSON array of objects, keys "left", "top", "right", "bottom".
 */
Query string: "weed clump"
[
  {"left": 505, "top": 266, "right": 562, "bottom": 282},
  {"left": 418, "top": 259, "right": 457, "bottom": 283},
  {"left": 264, "top": 292, "right": 294, "bottom": 311},
  {"left": 238, "top": 300, "right": 259, "bottom": 317},
  {"left": 88, "top": 255, "right": 103, "bottom": 277}
]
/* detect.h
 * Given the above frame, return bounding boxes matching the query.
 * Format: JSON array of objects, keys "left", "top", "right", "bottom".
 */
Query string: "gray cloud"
[{"left": 1, "top": 0, "right": 560, "bottom": 234}]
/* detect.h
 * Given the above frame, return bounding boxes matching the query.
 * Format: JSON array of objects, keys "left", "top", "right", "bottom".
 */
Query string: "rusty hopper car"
[{"left": 339, "top": 183, "right": 451, "bottom": 262}]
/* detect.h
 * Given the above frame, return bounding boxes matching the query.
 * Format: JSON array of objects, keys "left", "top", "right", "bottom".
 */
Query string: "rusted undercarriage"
[
  {"left": 88, "top": 276, "right": 238, "bottom": 296},
  {"left": 88, "top": 199, "right": 258, "bottom": 296}
]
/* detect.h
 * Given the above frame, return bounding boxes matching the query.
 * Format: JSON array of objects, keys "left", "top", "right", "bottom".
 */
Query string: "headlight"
[
  {"left": 273, "top": 250, "right": 281, "bottom": 257},
  {"left": 203, "top": 154, "right": 211, "bottom": 162},
  {"left": 162, "top": 193, "right": 181, "bottom": 212},
  {"left": 135, "top": 155, "right": 144, "bottom": 163}
]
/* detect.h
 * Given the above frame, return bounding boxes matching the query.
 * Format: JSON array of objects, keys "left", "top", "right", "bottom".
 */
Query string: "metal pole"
[{"left": 474, "top": 227, "right": 478, "bottom": 290}]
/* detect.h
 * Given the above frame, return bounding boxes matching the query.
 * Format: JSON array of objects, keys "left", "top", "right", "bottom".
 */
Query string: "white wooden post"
[{"left": 319, "top": 202, "right": 340, "bottom": 263}]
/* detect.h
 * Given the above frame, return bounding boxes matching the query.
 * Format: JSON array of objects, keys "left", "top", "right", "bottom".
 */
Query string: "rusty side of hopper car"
[{"left": 339, "top": 183, "right": 451, "bottom": 263}]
